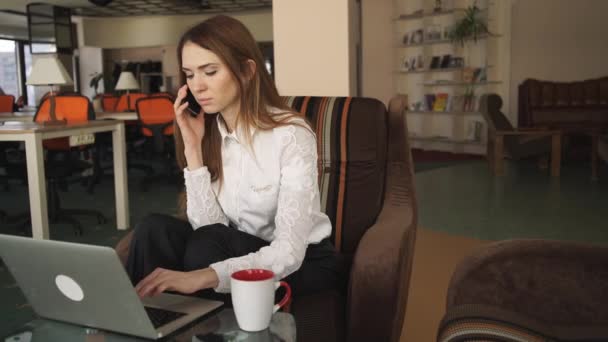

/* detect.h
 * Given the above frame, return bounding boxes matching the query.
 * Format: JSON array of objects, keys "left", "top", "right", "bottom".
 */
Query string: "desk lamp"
[
  {"left": 26, "top": 56, "right": 73, "bottom": 125},
  {"left": 114, "top": 71, "right": 140, "bottom": 111}
]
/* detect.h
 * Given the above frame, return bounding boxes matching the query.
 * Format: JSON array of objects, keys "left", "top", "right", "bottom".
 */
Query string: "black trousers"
[{"left": 126, "top": 213, "right": 347, "bottom": 304}]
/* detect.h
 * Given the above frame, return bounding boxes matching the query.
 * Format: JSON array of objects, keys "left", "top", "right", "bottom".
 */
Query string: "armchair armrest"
[
  {"left": 443, "top": 239, "right": 608, "bottom": 340},
  {"left": 518, "top": 125, "right": 550, "bottom": 131},
  {"left": 346, "top": 94, "right": 418, "bottom": 342}
]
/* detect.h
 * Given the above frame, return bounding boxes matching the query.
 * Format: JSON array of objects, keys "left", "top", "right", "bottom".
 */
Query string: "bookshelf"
[
  {"left": 393, "top": 0, "right": 511, "bottom": 155},
  {"left": 421, "top": 80, "right": 502, "bottom": 86},
  {"left": 396, "top": 66, "right": 469, "bottom": 74},
  {"left": 396, "top": 33, "right": 498, "bottom": 48},
  {"left": 394, "top": 8, "right": 459, "bottom": 20}
]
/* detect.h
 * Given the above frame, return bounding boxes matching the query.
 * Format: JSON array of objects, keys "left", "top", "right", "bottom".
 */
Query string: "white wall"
[
  {"left": 510, "top": 0, "right": 608, "bottom": 125},
  {"left": 349, "top": 0, "right": 360, "bottom": 96},
  {"left": 79, "top": 46, "right": 104, "bottom": 100},
  {"left": 361, "top": 0, "right": 394, "bottom": 106},
  {"left": 81, "top": 10, "right": 273, "bottom": 49},
  {"left": 272, "top": 0, "right": 354, "bottom": 96}
]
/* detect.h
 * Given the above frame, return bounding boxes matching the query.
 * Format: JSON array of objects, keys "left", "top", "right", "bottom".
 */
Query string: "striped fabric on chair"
[
  {"left": 438, "top": 318, "right": 550, "bottom": 342},
  {"left": 283, "top": 96, "right": 387, "bottom": 257}
]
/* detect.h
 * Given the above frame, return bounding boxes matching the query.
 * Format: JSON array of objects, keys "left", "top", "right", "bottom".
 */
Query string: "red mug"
[{"left": 230, "top": 269, "right": 291, "bottom": 331}]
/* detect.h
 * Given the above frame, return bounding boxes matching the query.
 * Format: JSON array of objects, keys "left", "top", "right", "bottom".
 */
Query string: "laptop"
[{"left": 0, "top": 234, "right": 223, "bottom": 340}]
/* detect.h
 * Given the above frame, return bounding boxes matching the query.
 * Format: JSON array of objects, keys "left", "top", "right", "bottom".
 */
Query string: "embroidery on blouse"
[
  {"left": 185, "top": 168, "right": 228, "bottom": 229},
  {"left": 210, "top": 123, "right": 320, "bottom": 292}
]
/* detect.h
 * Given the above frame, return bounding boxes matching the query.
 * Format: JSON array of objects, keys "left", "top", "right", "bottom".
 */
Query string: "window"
[
  {"left": 23, "top": 44, "right": 35, "bottom": 106},
  {"left": 27, "top": 3, "right": 74, "bottom": 54},
  {"left": 0, "top": 39, "right": 19, "bottom": 97}
]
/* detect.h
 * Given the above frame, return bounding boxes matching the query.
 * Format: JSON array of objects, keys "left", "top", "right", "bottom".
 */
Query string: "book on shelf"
[
  {"left": 429, "top": 56, "right": 441, "bottom": 69},
  {"left": 445, "top": 95, "right": 454, "bottom": 112},
  {"left": 461, "top": 67, "right": 488, "bottom": 83},
  {"left": 463, "top": 95, "right": 479, "bottom": 112},
  {"left": 449, "top": 95, "right": 463, "bottom": 112},
  {"left": 439, "top": 54, "right": 452, "bottom": 68},
  {"left": 424, "top": 94, "right": 436, "bottom": 112},
  {"left": 433, "top": 93, "right": 449, "bottom": 112}
]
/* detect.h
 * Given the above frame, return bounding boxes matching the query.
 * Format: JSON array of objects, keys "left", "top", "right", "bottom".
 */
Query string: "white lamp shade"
[
  {"left": 115, "top": 71, "right": 140, "bottom": 91},
  {"left": 26, "top": 56, "right": 73, "bottom": 86}
]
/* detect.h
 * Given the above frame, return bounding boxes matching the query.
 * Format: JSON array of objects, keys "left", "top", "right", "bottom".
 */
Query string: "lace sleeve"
[
  {"left": 184, "top": 167, "right": 229, "bottom": 229},
  {"left": 210, "top": 124, "right": 318, "bottom": 292}
]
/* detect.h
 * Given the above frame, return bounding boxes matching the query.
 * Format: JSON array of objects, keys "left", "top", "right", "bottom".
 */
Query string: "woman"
[{"left": 127, "top": 15, "right": 344, "bottom": 302}]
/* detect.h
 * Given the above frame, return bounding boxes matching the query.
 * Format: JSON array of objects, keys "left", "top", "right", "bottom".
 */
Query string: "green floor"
[
  {"left": 415, "top": 160, "right": 608, "bottom": 244},
  {"left": 1, "top": 158, "right": 607, "bottom": 337}
]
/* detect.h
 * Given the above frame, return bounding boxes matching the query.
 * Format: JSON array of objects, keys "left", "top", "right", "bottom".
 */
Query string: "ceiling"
[
  {"left": 1, "top": 0, "right": 94, "bottom": 13},
  {"left": 1, "top": 0, "right": 272, "bottom": 18}
]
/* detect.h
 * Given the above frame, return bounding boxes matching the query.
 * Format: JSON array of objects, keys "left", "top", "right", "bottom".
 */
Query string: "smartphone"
[{"left": 184, "top": 87, "right": 201, "bottom": 117}]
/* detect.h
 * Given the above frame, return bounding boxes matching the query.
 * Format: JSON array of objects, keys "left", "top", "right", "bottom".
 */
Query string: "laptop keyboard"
[{"left": 144, "top": 306, "right": 187, "bottom": 328}]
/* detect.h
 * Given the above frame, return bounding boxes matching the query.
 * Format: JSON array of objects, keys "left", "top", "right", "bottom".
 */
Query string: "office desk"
[
  {"left": 0, "top": 111, "right": 36, "bottom": 122},
  {"left": 3, "top": 111, "right": 141, "bottom": 122},
  {"left": 96, "top": 111, "right": 137, "bottom": 120},
  {"left": 0, "top": 121, "right": 129, "bottom": 239}
]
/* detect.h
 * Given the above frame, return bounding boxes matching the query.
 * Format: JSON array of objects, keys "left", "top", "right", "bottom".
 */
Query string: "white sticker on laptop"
[{"left": 55, "top": 275, "right": 84, "bottom": 302}]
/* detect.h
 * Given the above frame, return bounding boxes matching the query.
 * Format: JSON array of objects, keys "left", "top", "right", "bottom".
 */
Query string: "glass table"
[{"left": 5, "top": 309, "right": 295, "bottom": 342}]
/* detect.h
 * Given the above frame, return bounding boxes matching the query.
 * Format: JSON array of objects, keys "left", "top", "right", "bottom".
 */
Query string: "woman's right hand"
[{"left": 174, "top": 85, "right": 205, "bottom": 169}]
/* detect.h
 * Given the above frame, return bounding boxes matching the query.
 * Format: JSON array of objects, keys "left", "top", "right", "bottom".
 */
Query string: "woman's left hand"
[{"left": 135, "top": 267, "right": 219, "bottom": 298}]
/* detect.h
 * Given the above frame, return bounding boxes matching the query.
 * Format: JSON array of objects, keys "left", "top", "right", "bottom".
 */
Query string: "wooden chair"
[{"left": 481, "top": 93, "right": 562, "bottom": 177}]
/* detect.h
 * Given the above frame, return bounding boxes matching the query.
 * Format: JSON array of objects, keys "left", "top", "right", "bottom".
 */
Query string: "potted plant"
[
  {"left": 449, "top": 3, "right": 490, "bottom": 46},
  {"left": 89, "top": 72, "right": 104, "bottom": 96}
]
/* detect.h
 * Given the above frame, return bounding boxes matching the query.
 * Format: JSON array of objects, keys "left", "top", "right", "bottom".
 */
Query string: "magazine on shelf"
[
  {"left": 433, "top": 93, "right": 449, "bottom": 112},
  {"left": 424, "top": 94, "right": 436, "bottom": 111}
]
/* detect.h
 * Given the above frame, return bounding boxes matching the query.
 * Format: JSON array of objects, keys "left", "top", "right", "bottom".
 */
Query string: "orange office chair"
[
  {"left": 109, "top": 93, "right": 156, "bottom": 177},
  {"left": 115, "top": 93, "right": 147, "bottom": 112},
  {"left": 31, "top": 95, "right": 107, "bottom": 234},
  {"left": 38, "top": 91, "right": 80, "bottom": 107},
  {"left": 150, "top": 92, "right": 175, "bottom": 101},
  {"left": 115, "top": 92, "right": 148, "bottom": 150},
  {"left": 100, "top": 94, "right": 119, "bottom": 112},
  {"left": 135, "top": 96, "right": 178, "bottom": 191},
  {"left": 0, "top": 94, "right": 15, "bottom": 112}
]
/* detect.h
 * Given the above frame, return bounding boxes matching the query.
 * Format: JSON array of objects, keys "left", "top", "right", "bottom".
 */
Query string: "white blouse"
[{"left": 183, "top": 113, "right": 332, "bottom": 293}]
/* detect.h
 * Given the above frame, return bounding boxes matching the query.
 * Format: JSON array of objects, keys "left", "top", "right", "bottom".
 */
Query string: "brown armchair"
[
  {"left": 482, "top": 93, "right": 562, "bottom": 176},
  {"left": 114, "top": 94, "right": 418, "bottom": 342},
  {"left": 437, "top": 239, "right": 608, "bottom": 341}
]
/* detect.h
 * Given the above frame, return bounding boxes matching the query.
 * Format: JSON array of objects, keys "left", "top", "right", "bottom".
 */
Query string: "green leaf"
[{"left": 449, "top": 5, "right": 489, "bottom": 47}]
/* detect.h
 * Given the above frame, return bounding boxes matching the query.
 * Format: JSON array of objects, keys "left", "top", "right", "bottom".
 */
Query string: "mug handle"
[{"left": 273, "top": 281, "right": 291, "bottom": 313}]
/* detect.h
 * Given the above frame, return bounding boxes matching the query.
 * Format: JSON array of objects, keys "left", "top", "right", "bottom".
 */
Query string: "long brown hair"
[{"left": 175, "top": 15, "right": 306, "bottom": 217}]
